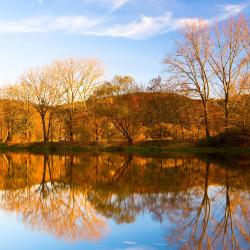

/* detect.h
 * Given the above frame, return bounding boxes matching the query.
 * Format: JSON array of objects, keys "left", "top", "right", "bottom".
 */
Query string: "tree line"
[{"left": 0, "top": 15, "right": 249, "bottom": 145}]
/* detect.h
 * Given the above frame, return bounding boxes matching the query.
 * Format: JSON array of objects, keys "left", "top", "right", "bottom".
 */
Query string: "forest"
[{"left": 0, "top": 15, "right": 249, "bottom": 147}]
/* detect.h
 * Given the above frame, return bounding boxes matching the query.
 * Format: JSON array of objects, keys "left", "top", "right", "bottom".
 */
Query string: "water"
[{"left": 0, "top": 152, "right": 249, "bottom": 249}]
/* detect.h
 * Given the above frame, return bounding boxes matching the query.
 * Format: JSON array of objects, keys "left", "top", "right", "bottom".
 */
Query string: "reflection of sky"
[
  {"left": 0, "top": 184, "right": 249, "bottom": 249},
  {"left": 0, "top": 211, "right": 168, "bottom": 250}
]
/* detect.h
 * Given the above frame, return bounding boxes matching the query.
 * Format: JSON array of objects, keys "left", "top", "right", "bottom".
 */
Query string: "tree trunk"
[
  {"left": 125, "top": 133, "right": 133, "bottom": 145},
  {"left": 41, "top": 114, "right": 48, "bottom": 142},
  {"left": 95, "top": 125, "right": 99, "bottom": 143},
  {"left": 47, "top": 113, "right": 53, "bottom": 142},
  {"left": 203, "top": 102, "right": 210, "bottom": 138},
  {"left": 0, "top": 116, "right": 3, "bottom": 141},
  {"left": 26, "top": 128, "right": 30, "bottom": 142},
  {"left": 3, "top": 129, "right": 11, "bottom": 143},
  {"left": 181, "top": 126, "right": 185, "bottom": 140},
  {"left": 50, "top": 122, "right": 53, "bottom": 142},
  {"left": 68, "top": 115, "right": 74, "bottom": 142},
  {"left": 224, "top": 96, "right": 229, "bottom": 128},
  {"left": 68, "top": 103, "right": 75, "bottom": 142},
  {"left": 161, "top": 125, "right": 164, "bottom": 141}
]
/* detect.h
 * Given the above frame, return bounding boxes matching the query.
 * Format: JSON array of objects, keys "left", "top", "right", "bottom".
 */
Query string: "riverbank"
[{"left": 0, "top": 141, "right": 249, "bottom": 156}]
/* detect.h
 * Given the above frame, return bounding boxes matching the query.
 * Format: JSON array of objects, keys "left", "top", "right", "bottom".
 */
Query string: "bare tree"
[
  {"left": 93, "top": 76, "right": 140, "bottom": 144},
  {"left": 22, "top": 66, "right": 61, "bottom": 142},
  {"left": 209, "top": 15, "right": 250, "bottom": 127},
  {"left": 164, "top": 20, "right": 212, "bottom": 138},
  {"left": 147, "top": 76, "right": 166, "bottom": 92},
  {"left": 4, "top": 82, "right": 34, "bottom": 142},
  {"left": 53, "top": 58, "right": 104, "bottom": 141},
  {"left": 0, "top": 99, "right": 22, "bottom": 143}
]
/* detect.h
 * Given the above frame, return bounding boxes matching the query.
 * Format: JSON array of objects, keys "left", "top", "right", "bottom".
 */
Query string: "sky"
[{"left": 0, "top": 0, "right": 249, "bottom": 85}]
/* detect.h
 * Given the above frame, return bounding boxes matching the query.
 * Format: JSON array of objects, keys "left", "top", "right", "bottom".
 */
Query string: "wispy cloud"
[
  {"left": 91, "top": 3, "right": 248, "bottom": 39},
  {"left": 50, "top": 16, "right": 100, "bottom": 31},
  {"left": 0, "top": 16, "right": 100, "bottom": 34},
  {"left": 173, "top": 3, "right": 249, "bottom": 33},
  {"left": 174, "top": 3, "right": 248, "bottom": 30},
  {"left": 216, "top": 3, "right": 248, "bottom": 20},
  {"left": 0, "top": 17, "right": 47, "bottom": 33},
  {"left": 81, "top": 0, "right": 131, "bottom": 11},
  {"left": 110, "top": 0, "right": 131, "bottom": 10},
  {"left": 0, "top": 2, "right": 247, "bottom": 39},
  {"left": 174, "top": 18, "right": 209, "bottom": 30},
  {"left": 122, "top": 241, "right": 137, "bottom": 245},
  {"left": 95, "top": 12, "right": 172, "bottom": 39}
]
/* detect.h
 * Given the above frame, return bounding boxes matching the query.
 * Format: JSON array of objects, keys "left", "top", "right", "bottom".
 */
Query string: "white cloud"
[
  {"left": 122, "top": 241, "right": 137, "bottom": 245},
  {"left": 218, "top": 3, "right": 247, "bottom": 18},
  {"left": 81, "top": 0, "right": 131, "bottom": 11},
  {"left": 110, "top": 0, "right": 131, "bottom": 10},
  {"left": 92, "top": 12, "right": 173, "bottom": 39},
  {"left": 99, "top": 3, "right": 248, "bottom": 39},
  {"left": 0, "top": 12, "right": 174, "bottom": 39},
  {"left": 174, "top": 3, "right": 248, "bottom": 32},
  {"left": 174, "top": 18, "right": 210, "bottom": 29},
  {"left": 50, "top": 16, "right": 100, "bottom": 31},
  {"left": 0, "top": 15, "right": 100, "bottom": 34},
  {"left": 0, "top": 3, "right": 247, "bottom": 39},
  {"left": 0, "top": 17, "right": 47, "bottom": 33}
]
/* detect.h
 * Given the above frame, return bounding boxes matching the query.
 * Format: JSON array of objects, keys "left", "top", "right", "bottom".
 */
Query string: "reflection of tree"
[
  {"left": 166, "top": 161, "right": 211, "bottom": 249},
  {"left": 0, "top": 152, "right": 249, "bottom": 248},
  {"left": 212, "top": 169, "right": 250, "bottom": 249},
  {"left": 166, "top": 160, "right": 250, "bottom": 249},
  {"left": 191, "top": 161, "right": 211, "bottom": 249},
  {"left": 36, "top": 154, "right": 54, "bottom": 198},
  {"left": 88, "top": 154, "right": 141, "bottom": 224},
  {"left": 0, "top": 153, "right": 107, "bottom": 242},
  {"left": 110, "top": 154, "right": 133, "bottom": 184}
]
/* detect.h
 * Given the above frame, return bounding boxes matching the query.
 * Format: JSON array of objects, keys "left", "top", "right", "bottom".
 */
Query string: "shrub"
[{"left": 198, "top": 127, "right": 250, "bottom": 147}]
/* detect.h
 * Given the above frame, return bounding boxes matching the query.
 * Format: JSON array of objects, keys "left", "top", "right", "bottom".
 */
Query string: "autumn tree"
[
  {"left": 147, "top": 76, "right": 167, "bottom": 92},
  {"left": 164, "top": 20, "right": 212, "bottom": 138},
  {"left": 140, "top": 91, "right": 192, "bottom": 140},
  {"left": 0, "top": 99, "right": 23, "bottom": 143},
  {"left": 209, "top": 15, "right": 249, "bottom": 127},
  {"left": 22, "top": 66, "right": 61, "bottom": 142},
  {"left": 234, "top": 73, "right": 250, "bottom": 131},
  {"left": 93, "top": 76, "right": 141, "bottom": 144},
  {"left": 53, "top": 58, "right": 104, "bottom": 142},
  {"left": 84, "top": 99, "right": 110, "bottom": 144},
  {"left": 3, "top": 82, "right": 34, "bottom": 141}
]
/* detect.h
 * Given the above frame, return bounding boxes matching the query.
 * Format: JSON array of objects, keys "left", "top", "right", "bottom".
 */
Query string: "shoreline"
[{"left": 0, "top": 142, "right": 249, "bottom": 155}]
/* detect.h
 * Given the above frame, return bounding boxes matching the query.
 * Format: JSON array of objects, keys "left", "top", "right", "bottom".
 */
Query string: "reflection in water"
[
  {"left": 0, "top": 153, "right": 107, "bottom": 242},
  {"left": 0, "top": 152, "right": 249, "bottom": 249}
]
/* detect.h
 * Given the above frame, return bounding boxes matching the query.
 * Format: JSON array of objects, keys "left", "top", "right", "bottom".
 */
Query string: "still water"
[{"left": 0, "top": 152, "right": 249, "bottom": 250}]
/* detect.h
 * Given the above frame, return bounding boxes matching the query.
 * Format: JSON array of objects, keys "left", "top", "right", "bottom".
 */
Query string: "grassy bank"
[
  {"left": 124, "top": 145, "right": 250, "bottom": 155},
  {"left": 0, "top": 141, "right": 249, "bottom": 156},
  {"left": 0, "top": 142, "right": 94, "bottom": 153}
]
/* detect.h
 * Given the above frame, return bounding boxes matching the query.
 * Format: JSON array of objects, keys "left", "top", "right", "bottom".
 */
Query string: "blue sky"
[{"left": 0, "top": 0, "right": 249, "bottom": 85}]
